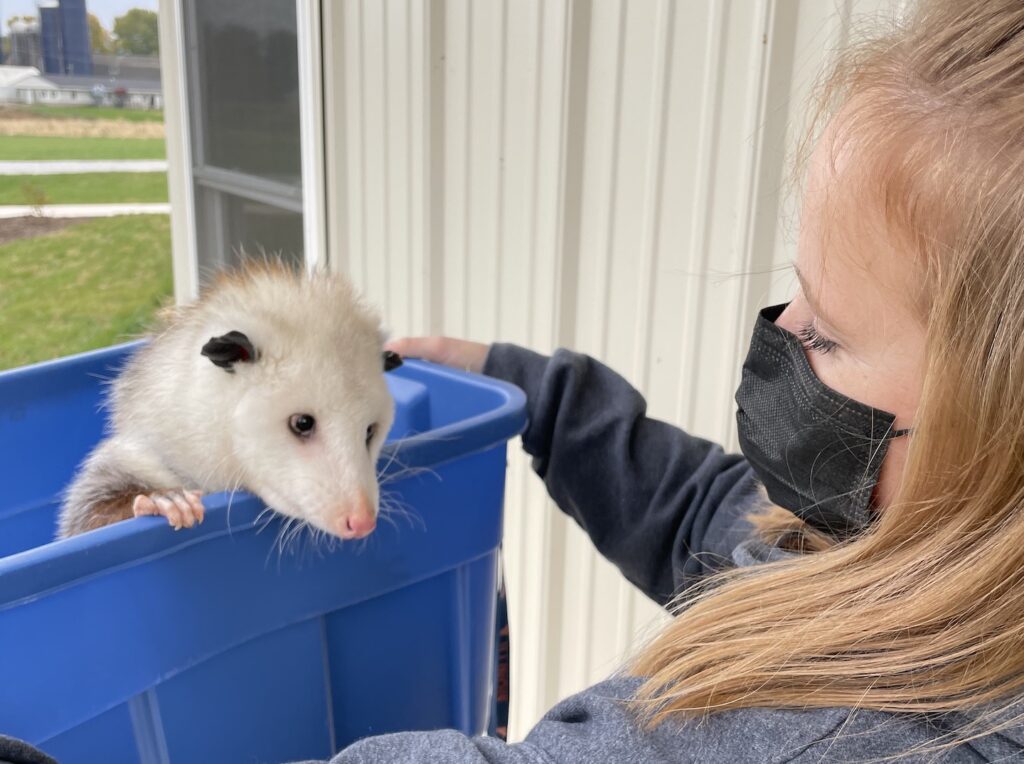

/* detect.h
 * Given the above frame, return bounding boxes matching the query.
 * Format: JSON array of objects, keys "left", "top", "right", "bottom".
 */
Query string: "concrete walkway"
[
  {"left": 0, "top": 203, "right": 170, "bottom": 218},
  {"left": 0, "top": 160, "right": 167, "bottom": 175}
]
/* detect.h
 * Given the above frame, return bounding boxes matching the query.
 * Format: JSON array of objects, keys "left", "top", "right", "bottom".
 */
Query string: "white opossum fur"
[{"left": 58, "top": 261, "right": 398, "bottom": 541}]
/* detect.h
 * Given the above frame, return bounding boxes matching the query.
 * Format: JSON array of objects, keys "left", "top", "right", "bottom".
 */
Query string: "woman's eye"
[
  {"left": 289, "top": 414, "right": 316, "bottom": 438},
  {"left": 365, "top": 423, "right": 378, "bottom": 448},
  {"left": 797, "top": 321, "right": 839, "bottom": 355}
]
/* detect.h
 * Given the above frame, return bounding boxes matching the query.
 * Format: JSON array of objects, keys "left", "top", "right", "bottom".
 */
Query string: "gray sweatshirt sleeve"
[
  {"left": 297, "top": 676, "right": 992, "bottom": 764},
  {"left": 482, "top": 343, "right": 758, "bottom": 605}
]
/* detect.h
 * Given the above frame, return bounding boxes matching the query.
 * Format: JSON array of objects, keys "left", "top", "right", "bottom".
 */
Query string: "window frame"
[{"left": 169, "top": 0, "right": 326, "bottom": 296}]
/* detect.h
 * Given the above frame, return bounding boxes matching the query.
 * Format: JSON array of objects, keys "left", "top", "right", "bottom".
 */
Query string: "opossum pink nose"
[{"left": 338, "top": 495, "right": 376, "bottom": 539}]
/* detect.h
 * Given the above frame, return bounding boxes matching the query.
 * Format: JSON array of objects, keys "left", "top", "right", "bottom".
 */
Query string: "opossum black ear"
[
  {"left": 383, "top": 350, "right": 403, "bottom": 372},
  {"left": 202, "top": 331, "right": 258, "bottom": 372}
]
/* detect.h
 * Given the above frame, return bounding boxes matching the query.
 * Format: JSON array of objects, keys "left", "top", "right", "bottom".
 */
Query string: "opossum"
[{"left": 58, "top": 262, "right": 404, "bottom": 541}]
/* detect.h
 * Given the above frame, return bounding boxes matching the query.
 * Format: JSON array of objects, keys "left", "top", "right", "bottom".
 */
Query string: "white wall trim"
[
  {"left": 297, "top": 0, "right": 328, "bottom": 273},
  {"left": 158, "top": 0, "right": 199, "bottom": 303}
]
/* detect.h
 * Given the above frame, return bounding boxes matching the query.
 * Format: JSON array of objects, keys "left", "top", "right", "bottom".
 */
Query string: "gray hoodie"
[{"left": 301, "top": 344, "right": 1024, "bottom": 763}]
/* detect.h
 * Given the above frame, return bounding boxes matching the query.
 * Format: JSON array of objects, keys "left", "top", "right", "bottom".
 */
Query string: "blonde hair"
[{"left": 628, "top": 0, "right": 1024, "bottom": 757}]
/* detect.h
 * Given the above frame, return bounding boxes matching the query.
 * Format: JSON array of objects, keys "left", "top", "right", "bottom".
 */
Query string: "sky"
[{"left": 0, "top": 0, "right": 157, "bottom": 34}]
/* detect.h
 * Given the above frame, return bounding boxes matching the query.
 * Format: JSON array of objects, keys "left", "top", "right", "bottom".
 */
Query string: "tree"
[
  {"left": 113, "top": 9, "right": 158, "bottom": 56},
  {"left": 88, "top": 13, "right": 113, "bottom": 54}
]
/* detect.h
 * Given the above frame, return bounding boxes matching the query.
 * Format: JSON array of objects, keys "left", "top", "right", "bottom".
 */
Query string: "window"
[{"left": 183, "top": 0, "right": 305, "bottom": 276}]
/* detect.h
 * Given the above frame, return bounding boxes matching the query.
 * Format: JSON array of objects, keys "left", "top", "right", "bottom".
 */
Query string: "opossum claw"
[{"left": 132, "top": 490, "right": 205, "bottom": 530}]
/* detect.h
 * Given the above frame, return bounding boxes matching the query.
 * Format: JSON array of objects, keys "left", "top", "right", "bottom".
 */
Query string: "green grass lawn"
[
  {"left": 17, "top": 105, "right": 165, "bottom": 123},
  {"left": 0, "top": 173, "right": 169, "bottom": 205},
  {"left": 0, "top": 136, "right": 166, "bottom": 161},
  {"left": 0, "top": 215, "right": 173, "bottom": 370}
]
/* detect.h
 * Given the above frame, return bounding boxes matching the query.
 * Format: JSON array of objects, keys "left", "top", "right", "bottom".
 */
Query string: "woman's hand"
[{"left": 384, "top": 337, "right": 490, "bottom": 374}]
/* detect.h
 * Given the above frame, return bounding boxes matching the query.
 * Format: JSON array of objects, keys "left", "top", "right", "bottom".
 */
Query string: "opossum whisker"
[
  {"left": 378, "top": 464, "right": 442, "bottom": 487},
  {"left": 223, "top": 475, "right": 248, "bottom": 537},
  {"left": 298, "top": 523, "right": 321, "bottom": 562},
  {"left": 376, "top": 444, "right": 414, "bottom": 475},
  {"left": 268, "top": 515, "right": 297, "bottom": 566},
  {"left": 378, "top": 492, "right": 418, "bottom": 520},
  {"left": 378, "top": 490, "right": 425, "bottom": 531},
  {"left": 253, "top": 505, "right": 278, "bottom": 534},
  {"left": 287, "top": 519, "right": 306, "bottom": 551},
  {"left": 287, "top": 521, "right": 304, "bottom": 559},
  {"left": 88, "top": 372, "right": 120, "bottom": 415},
  {"left": 281, "top": 517, "right": 298, "bottom": 554},
  {"left": 320, "top": 526, "right": 337, "bottom": 555},
  {"left": 303, "top": 524, "right": 332, "bottom": 563},
  {"left": 376, "top": 442, "right": 407, "bottom": 480},
  {"left": 280, "top": 515, "right": 310, "bottom": 557},
  {"left": 351, "top": 533, "right": 371, "bottom": 556},
  {"left": 299, "top": 525, "right": 317, "bottom": 561},
  {"left": 378, "top": 506, "right": 425, "bottom": 533}
]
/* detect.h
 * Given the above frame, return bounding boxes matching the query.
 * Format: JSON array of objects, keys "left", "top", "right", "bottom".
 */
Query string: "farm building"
[{"left": 0, "top": 64, "right": 162, "bottom": 109}]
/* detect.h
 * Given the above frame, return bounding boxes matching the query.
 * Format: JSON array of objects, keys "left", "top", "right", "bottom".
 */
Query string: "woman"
[{"left": 309, "top": 0, "right": 1024, "bottom": 760}]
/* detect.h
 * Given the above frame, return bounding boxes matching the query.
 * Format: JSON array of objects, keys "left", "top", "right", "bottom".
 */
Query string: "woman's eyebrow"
[{"left": 792, "top": 264, "right": 840, "bottom": 330}]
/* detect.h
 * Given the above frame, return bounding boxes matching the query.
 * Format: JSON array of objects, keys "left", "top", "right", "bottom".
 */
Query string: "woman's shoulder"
[{"left": 524, "top": 675, "right": 1009, "bottom": 763}]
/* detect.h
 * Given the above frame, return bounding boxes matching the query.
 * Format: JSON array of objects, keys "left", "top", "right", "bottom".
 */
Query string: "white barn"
[
  {"left": 0, "top": 65, "right": 49, "bottom": 103},
  {"left": 17, "top": 74, "right": 163, "bottom": 110}
]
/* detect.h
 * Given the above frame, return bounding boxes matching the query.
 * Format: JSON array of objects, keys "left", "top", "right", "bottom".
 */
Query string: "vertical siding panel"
[
  {"left": 497, "top": 0, "right": 530, "bottom": 348},
  {"left": 357, "top": 0, "right": 377, "bottom": 297},
  {"left": 345, "top": 0, "right": 368, "bottom": 288},
  {"left": 318, "top": 0, "right": 903, "bottom": 739},
  {"left": 497, "top": 0, "right": 539, "bottom": 739},
  {"left": 614, "top": 0, "right": 675, "bottom": 658},
  {"left": 492, "top": 0, "right": 508, "bottom": 341},
  {"left": 464, "top": 1, "right": 501, "bottom": 341},
  {"left": 406, "top": 0, "right": 425, "bottom": 335},
  {"left": 561, "top": 0, "right": 621, "bottom": 689},
  {"left": 443, "top": 0, "right": 469, "bottom": 335},
  {"left": 383, "top": 0, "right": 400, "bottom": 329},
  {"left": 362, "top": 0, "right": 388, "bottom": 309},
  {"left": 511, "top": 0, "right": 580, "bottom": 738},
  {"left": 425, "top": 0, "right": 446, "bottom": 335},
  {"left": 586, "top": 0, "right": 629, "bottom": 684},
  {"left": 589, "top": 0, "right": 662, "bottom": 683},
  {"left": 379, "top": 0, "right": 394, "bottom": 319},
  {"left": 716, "top": 0, "right": 774, "bottom": 444},
  {"left": 673, "top": 0, "right": 727, "bottom": 431}
]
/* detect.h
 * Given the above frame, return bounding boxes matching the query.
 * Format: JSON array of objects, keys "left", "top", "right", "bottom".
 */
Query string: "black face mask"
[{"left": 735, "top": 303, "right": 911, "bottom": 539}]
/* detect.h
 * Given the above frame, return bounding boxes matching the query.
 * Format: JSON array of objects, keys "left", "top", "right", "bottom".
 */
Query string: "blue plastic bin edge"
[
  {"left": 0, "top": 339, "right": 529, "bottom": 476},
  {"left": 0, "top": 342, "right": 528, "bottom": 609}
]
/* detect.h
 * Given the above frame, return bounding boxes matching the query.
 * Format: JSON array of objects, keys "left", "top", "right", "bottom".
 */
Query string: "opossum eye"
[
  {"left": 289, "top": 414, "right": 316, "bottom": 438},
  {"left": 365, "top": 423, "right": 378, "bottom": 448}
]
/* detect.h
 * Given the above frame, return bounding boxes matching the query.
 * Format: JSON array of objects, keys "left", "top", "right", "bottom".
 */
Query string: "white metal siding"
[{"left": 161, "top": 0, "right": 904, "bottom": 741}]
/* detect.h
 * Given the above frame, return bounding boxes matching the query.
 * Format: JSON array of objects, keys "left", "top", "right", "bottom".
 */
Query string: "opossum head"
[{"left": 197, "top": 265, "right": 399, "bottom": 540}]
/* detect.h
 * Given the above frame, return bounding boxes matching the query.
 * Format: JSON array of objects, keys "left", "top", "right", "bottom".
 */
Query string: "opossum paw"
[{"left": 132, "top": 490, "right": 205, "bottom": 530}]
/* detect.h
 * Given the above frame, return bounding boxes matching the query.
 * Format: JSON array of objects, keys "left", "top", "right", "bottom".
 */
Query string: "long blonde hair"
[{"left": 629, "top": 0, "right": 1024, "bottom": 755}]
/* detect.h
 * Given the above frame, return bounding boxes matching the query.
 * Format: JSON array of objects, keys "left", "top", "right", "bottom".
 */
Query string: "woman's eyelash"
[{"left": 797, "top": 321, "right": 839, "bottom": 355}]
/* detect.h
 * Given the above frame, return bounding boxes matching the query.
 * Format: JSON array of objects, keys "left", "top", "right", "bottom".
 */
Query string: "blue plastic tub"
[{"left": 0, "top": 342, "right": 526, "bottom": 763}]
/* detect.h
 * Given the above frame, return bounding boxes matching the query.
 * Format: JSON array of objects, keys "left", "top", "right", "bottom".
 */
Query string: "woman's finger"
[{"left": 385, "top": 337, "right": 489, "bottom": 373}]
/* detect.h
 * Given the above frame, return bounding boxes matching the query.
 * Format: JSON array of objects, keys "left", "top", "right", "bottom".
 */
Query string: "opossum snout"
[{"left": 334, "top": 491, "right": 377, "bottom": 540}]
